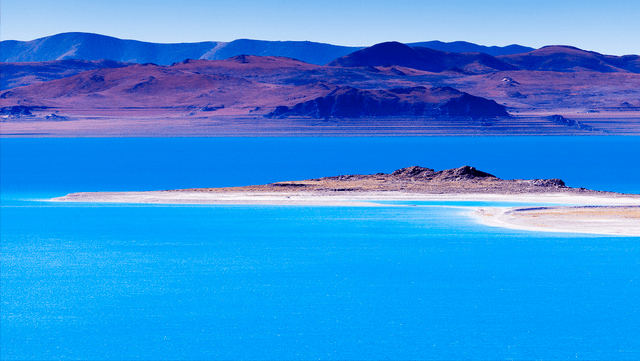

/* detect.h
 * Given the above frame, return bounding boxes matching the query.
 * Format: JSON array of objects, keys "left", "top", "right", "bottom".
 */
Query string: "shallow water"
[{"left": 2, "top": 137, "right": 639, "bottom": 359}]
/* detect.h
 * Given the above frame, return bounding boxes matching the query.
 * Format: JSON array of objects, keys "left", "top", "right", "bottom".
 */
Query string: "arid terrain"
[{"left": 2, "top": 39, "right": 640, "bottom": 136}]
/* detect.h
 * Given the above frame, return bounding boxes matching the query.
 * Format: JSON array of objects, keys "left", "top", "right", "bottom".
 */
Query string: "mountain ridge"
[
  {"left": 1, "top": 32, "right": 535, "bottom": 66},
  {"left": 328, "top": 42, "right": 519, "bottom": 73}
]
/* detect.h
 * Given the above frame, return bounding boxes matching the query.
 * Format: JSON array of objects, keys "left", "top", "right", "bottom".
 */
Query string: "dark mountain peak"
[
  {"left": 330, "top": 42, "right": 519, "bottom": 73},
  {"left": 368, "top": 41, "right": 415, "bottom": 52},
  {"left": 327, "top": 42, "right": 425, "bottom": 68}
]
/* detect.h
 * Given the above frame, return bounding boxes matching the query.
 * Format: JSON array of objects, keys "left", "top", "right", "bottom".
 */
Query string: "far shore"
[{"left": 52, "top": 191, "right": 640, "bottom": 236}]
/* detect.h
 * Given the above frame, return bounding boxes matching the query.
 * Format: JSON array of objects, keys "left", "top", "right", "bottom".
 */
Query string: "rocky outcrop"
[
  {"left": 390, "top": 166, "right": 436, "bottom": 178},
  {"left": 293, "top": 165, "right": 569, "bottom": 193},
  {"left": 179, "top": 165, "right": 629, "bottom": 196},
  {"left": 531, "top": 179, "right": 566, "bottom": 188},
  {"left": 432, "top": 166, "right": 497, "bottom": 181},
  {"left": 389, "top": 165, "right": 496, "bottom": 180}
]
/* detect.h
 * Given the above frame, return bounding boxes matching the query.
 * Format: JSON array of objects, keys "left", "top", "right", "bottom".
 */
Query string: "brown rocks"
[{"left": 183, "top": 165, "right": 615, "bottom": 197}]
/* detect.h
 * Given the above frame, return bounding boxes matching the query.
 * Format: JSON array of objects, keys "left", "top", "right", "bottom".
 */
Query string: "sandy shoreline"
[
  {"left": 473, "top": 206, "right": 640, "bottom": 236},
  {"left": 51, "top": 190, "right": 640, "bottom": 206},
  {"left": 52, "top": 191, "right": 640, "bottom": 236}
]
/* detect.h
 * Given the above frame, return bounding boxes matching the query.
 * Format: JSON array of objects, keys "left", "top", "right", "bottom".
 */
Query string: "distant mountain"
[
  {"left": 0, "top": 32, "right": 361, "bottom": 66},
  {"left": 328, "top": 42, "right": 438, "bottom": 71},
  {"left": 200, "top": 39, "right": 362, "bottom": 66},
  {"left": 0, "top": 33, "right": 218, "bottom": 65},
  {"left": 408, "top": 41, "right": 534, "bottom": 56},
  {"left": 327, "top": 42, "right": 517, "bottom": 73},
  {"left": 2, "top": 32, "right": 535, "bottom": 67},
  {"left": 498, "top": 46, "right": 640, "bottom": 73}
]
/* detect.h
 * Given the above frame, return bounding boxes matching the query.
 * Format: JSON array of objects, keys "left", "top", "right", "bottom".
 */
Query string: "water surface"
[{"left": 2, "top": 137, "right": 639, "bottom": 360}]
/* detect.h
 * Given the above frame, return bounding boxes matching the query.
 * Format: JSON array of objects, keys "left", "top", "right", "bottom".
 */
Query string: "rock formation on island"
[{"left": 180, "top": 165, "right": 615, "bottom": 196}]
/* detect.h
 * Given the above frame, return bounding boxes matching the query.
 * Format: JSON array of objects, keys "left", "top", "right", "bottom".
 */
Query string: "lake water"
[{"left": 2, "top": 137, "right": 639, "bottom": 360}]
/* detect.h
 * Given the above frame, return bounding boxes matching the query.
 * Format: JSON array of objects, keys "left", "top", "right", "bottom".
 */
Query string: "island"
[{"left": 53, "top": 166, "right": 640, "bottom": 236}]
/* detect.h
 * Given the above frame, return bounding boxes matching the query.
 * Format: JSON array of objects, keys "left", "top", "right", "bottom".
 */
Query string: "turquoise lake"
[{"left": 1, "top": 137, "right": 639, "bottom": 360}]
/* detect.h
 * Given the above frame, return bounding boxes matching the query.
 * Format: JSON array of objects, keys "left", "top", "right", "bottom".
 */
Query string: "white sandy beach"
[
  {"left": 52, "top": 190, "right": 640, "bottom": 206},
  {"left": 52, "top": 191, "right": 640, "bottom": 236},
  {"left": 473, "top": 206, "right": 640, "bottom": 237}
]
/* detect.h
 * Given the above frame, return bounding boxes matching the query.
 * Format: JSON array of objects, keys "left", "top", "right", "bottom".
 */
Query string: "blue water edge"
[{"left": 1, "top": 137, "right": 639, "bottom": 360}]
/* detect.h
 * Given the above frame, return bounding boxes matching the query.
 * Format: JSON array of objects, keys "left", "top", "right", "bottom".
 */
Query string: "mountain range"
[
  {"left": 1, "top": 32, "right": 533, "bottom": 66},
  {"left": 2, "top": 34, "right": 639, "bottom": 136},
  {"left": 0, "top": 56, "right": 510, "bottom": 119}
]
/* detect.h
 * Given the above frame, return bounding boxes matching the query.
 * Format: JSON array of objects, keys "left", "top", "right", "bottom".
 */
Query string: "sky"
[{"left": 2, "top": 0, "right": 639, "bottom": 55}]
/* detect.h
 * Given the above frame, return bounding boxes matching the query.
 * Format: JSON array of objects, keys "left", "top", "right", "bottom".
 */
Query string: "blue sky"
[{"left": 2, "top": 0, "right": 639, "bottom": 55}]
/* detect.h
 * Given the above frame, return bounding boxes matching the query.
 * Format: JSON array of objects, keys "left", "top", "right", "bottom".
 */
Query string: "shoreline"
[
  {"left": 473, "top": 206, "right": 640, "bottom": 237},
  {"left": 51, "top": 190, "right": 640, "bottom": 206},
  {"left": 52, "top": 191, "right": 640, "bottom": 236}
]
